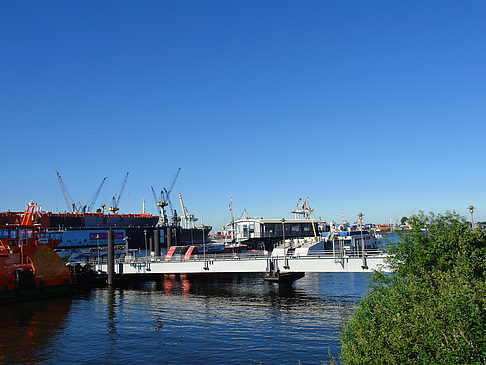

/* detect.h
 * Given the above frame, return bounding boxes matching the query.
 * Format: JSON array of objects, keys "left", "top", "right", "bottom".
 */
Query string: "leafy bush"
[{"left": 340, "top": 212, "right": 486, "bottom": 364}]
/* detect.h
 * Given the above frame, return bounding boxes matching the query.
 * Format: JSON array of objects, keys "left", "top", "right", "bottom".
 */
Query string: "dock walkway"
[{"left": 96, "top": 250, "right": 389, "bottom": 277}]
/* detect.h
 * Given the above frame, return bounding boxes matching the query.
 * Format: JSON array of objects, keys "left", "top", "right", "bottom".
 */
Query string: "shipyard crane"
[
  {"left": 85, "top": 177, "right": 107, "bottom": 213},
  {"left": 109, "top": 172, "right": 129, "bottom": 214},
  {"left": 164, "top": 168, "right": 181, "bottom": 205},
  {"left": 55, "top": 168, "right": 76, "bottom": 213},
  {"left": 151, "top": 186, "right": 162, "bottom": 215},
  {"left": 162, "top": 168, "right": 181, "bottom": 222},
  {"left": 178, "top": 193, "right": 199, "bottom": 229},
  {"left": 164, "top": 188, "right": 180, "bottom": 225},
  {"left": 151, "top": 186, "right": 169, "bottom": 222},
  {"left": 151, "top": 186, "right": 168, "bottom": 213}
]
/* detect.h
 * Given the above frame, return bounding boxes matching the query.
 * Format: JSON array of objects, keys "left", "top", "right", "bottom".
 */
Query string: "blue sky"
[{"left": 1, "top": 1, "right": 485, "bottom": 231}]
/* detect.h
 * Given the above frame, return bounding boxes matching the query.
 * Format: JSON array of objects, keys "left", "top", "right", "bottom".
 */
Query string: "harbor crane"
[
  {"left": 164, "top": 188, "right": 180, "bottom": 225},
  {"left": 162, "top": 168, "right": 181, "bottom": 223},
  {"left": 178, "top": 193, "right": 198, "bottom": 229},
  {"left": 151, "top": 186, "right": 168, "bottom": 224},
  {"left": 164, "top": 168, "right": 181, "bottom": 204},
  {"left": 85, "top": 177, "right": 107, "bottom": 213},
  {"left": 109, "top": 172, "right": 129, "bottom": 214},
  {"left": 55, "top": 168, "right": 76, "bottom": 213}
]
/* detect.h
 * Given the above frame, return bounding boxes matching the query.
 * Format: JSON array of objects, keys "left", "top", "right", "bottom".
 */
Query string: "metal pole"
[
  {"left": 282, "top": 218, "right": 285, "bottom": 248},
  {"left": 96, "top": 234, "right": 100, "bottom": 270},
  {"left": 469, "top": 205, "right": 475, "bottom": 229},
  {"left": 359, "top": 213, "right": 367, "bottom": 269},
  {"left": 203, "top": 219, "right": 208, "bottom": 270},
  {"left": 144, "top": 229, "right": 148, "bottom": 263},
  {"left": 107, "top": 230, "right": 114, "bottom": 286},
  {"left": 124, "top": 236, "right": 128, "bottom": 257}
]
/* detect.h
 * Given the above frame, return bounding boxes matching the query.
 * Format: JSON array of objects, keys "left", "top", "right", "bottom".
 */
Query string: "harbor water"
[{"left": 0, "top": 273, "right": 371, "bottom": 364}]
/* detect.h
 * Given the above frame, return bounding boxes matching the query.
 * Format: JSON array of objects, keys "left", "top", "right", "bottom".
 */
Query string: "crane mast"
[{"left": 178, "top": 193, "right": 188, "bottom": 228}]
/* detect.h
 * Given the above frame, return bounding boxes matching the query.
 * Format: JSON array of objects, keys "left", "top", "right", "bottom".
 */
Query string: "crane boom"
[
  {"left": 116, "top": 172, "right": 129, "bottom": 208},
  {"left": 55, "top": 168, "right": 75, "bottom": 213},
  {"left": 151, "top": 186, "right": 161, "bottom": 214},
  {"left": 166, "top": 168, "right": 181, "bottom": 201},
  {"left": 87, "top": 177, "right": 107, "bottom": 212},
  {"left": 109, "top": 172, "right": 129, "bottom": 213}
]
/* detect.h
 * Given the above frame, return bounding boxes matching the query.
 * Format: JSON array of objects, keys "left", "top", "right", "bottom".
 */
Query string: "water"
[{"left": 0, "top": 273, "right": 371, "bottom": 364}]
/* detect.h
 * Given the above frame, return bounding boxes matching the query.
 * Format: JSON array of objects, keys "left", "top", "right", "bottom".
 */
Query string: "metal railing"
[
  {"left": 270, "top": 249, "right": 385, "bottom": 259},
  {"left": 107, "top": 248, "right": 386, "bottom": 266}
]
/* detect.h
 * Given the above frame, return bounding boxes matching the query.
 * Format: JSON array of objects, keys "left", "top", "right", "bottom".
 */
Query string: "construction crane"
[
  {"left": 85, "top": 177, "right": 107, "bottom": 213},
  {"left": 109, "top": 172, "right": 129, "bottom": 214},
  {"left": 55, "top": 168, "right": 76, "bottom": 213}
]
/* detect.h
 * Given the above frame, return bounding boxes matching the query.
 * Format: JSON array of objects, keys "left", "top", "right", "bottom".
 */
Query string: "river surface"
[{"left": 0, "top": 273, "right": 371, "bottom": 364}]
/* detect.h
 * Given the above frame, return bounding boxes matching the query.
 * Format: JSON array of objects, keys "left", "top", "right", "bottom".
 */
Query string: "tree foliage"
[{"left": 341, "top": 212, "right": 486, "bottom": 364}]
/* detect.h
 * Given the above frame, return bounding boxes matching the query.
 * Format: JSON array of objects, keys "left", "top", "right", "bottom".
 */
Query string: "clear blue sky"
[{"left": 1, "top": 1, "right": 485, "bottom": 231}]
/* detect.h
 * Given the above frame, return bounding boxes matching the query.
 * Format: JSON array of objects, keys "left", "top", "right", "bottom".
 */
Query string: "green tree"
[{"left": 340, "top": 212, "right": 486, "bottom": 364}]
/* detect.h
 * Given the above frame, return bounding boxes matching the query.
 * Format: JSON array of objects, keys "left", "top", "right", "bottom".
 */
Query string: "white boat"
[{"left": 272, "top": 229, "right": 379, "bottom": 258}]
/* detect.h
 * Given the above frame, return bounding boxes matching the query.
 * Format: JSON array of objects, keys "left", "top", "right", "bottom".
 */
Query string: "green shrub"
[{"left": 341, "top": 212, "right": 486, "bottom": 364}]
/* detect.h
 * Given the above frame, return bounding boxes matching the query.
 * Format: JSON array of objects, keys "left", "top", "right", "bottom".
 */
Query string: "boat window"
[
  {"left": 291, "top": 224, "right": 300, "bottom": 234},
  {"left": 284, "top": 225, "right": 290, "bottom": 235},
  {"left": 0, "top": 229, "right": 9, "bottom": 238},
  {"left": 264, "top": 224, "right": 275, "bottom": 237},
  {"left": 10, "top": 229, "right": 18, "bottom": 239},
  {"left": 18, "top": 229, "right": 34, "bottom": 238}
]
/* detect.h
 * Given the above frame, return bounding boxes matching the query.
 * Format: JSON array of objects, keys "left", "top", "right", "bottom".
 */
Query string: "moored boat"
[{"left": 0, "top": 203, "right": 73, "bottom": 303}]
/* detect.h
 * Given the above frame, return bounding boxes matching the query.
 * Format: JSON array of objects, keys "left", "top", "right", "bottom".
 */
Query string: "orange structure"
[{"left": 0, "top": 203, "right": 72, "bottom": 299}]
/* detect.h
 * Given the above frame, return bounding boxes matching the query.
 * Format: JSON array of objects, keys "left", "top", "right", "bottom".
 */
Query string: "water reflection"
[
  {"left": 0, "top": 296, "right": 73, "bottom": 364},
  {"left": 0, "top": 273, "right": 371, "bottom": 364}
]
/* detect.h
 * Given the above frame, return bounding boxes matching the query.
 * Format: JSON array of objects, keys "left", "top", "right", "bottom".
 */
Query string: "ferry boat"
[
  {"left": 272, "top": 223, "right": 379, "bottom": 258},
  {"left": 0, "top": 203, "right": 72, "bottom": 302},
  {"left": 220, "top": 198, "right": 330, "bottom": 251}
]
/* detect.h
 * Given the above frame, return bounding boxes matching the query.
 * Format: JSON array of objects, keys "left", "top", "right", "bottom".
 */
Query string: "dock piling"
[
  {"left": 154, "top": 229, "right": 160, "bottom": 257},
  {"left": 107, "top": 230, "right": 115, "bottom": 286}
]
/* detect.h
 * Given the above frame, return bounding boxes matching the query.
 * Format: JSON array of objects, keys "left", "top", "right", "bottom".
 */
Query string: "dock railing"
[{"left": 110, "top": 248, "right": 386, "bottom": 267}]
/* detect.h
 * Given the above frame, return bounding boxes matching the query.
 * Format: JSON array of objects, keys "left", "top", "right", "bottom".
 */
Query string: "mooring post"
[
  {"left": 154, "top": 229, "right": 160, "bottom": 258},
  {"left": 107, "top": 230, "right": 115, "bottom": 286},
  {"left": 167, "top": 227, "right": 172, "bottom": 249}
]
